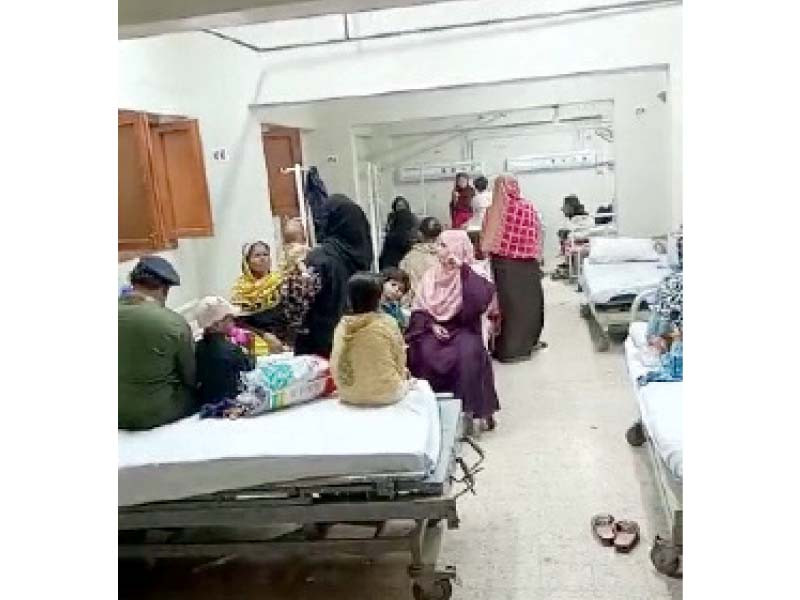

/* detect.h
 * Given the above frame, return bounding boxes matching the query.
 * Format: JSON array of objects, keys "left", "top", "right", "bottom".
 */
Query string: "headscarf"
[
  {"left": 450, "top": 176, "right": 476, "bottom": 229},
  {"left": 379, "top": 206, "right": 418, "bottom": 270},
  {"left": 231, "top": 242, "right": 283, "bottom": 312},
  {"left": 305, "top": 166, "right": 329, "bottom": 236},
  {"left": 413, "top": 229, "right": 475, "bottom": 322},
  {"left": 385, "top": 196, "right": 410, "bottom": 232},
  {"left": 319, "top": 194, "right": 374, "bottom": 271},
  {"left": 481, "top": 174, "right": 542, "bottom": 259}
]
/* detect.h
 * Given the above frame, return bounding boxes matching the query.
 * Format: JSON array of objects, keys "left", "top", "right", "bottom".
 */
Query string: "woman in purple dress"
[{"left": 406, "top": 230, "right": 500, "bottom": 431}]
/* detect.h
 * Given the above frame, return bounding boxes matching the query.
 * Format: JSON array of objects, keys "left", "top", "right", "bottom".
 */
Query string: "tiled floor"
[{"left": 120, "top": 278, "right": 682, "bottom": 599}]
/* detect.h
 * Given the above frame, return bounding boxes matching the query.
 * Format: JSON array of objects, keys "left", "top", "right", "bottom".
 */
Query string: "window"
[{"left": 118, "top": 110, "right": 212, "bottom": 259}]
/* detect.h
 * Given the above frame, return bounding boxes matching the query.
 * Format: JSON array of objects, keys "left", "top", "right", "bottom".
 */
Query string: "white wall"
[
  {"left": 256, "top": 68, "right": 671, "bottom": 240},
  {"left": 253, "top": 4, "right": 681, "bottom": 232},
  {"left": 118, "top": 32, "right": 276, "bottom": 308},
  {"left": 254, "top": 5, "right": 681, "bottom": 104}
]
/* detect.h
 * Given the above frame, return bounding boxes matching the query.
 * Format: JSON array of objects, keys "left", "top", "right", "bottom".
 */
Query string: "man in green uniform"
[{"left": 118, "top": 256, "right": 197, "bottom": 430}]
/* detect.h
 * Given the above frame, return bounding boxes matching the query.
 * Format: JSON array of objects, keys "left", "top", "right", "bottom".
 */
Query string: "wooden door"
[
  {"left": 151, "top": 120, "right": 213, "bottom": 238},
  {"left": 118, "top": 111, "right": 160, "bottom": 251},
  {"left": 262, "top": 126, "right": 303, "bottom": 219}
]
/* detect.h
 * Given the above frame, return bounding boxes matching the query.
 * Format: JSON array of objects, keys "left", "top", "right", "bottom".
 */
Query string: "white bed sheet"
[
  {"left": 581, "top": 259, "right": 670, "bottom": 305},
  {"left": 119, "top": 380, "right": 441, "bottom": 507},
  {"left": 624, "top": 337, "right": 683, "bottom": 481}
]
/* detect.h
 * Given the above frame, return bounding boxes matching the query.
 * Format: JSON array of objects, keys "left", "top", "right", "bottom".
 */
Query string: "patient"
[
  {"left": 330, "top": 272, "right": 409, "bottom": 406},
  {"left": 648, "top": 231, "right": 683, "bottom": 354},
  {"left": 195, "top": 296, "right": 255, "bottom": 405}
]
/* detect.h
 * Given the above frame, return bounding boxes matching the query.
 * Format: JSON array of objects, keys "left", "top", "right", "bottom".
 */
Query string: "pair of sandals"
[{"left": 591, "top": 514, "right": 640, "bottom": 552}]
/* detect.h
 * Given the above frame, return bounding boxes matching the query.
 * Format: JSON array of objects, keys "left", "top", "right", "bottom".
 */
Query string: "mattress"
[
  {"left": 581, "top": 259, "right": 670, "bottom": 305},
  {"left": 624, "top": 336, "right": 683, "bottom": 481},
  {"left": 119, "top": 380, "right": 442, "bottom": 507}
]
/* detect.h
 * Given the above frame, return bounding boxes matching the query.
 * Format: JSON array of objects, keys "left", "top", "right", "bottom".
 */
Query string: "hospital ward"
[{"left": 117, "top": 2, "right": 684, "bottom": 598}]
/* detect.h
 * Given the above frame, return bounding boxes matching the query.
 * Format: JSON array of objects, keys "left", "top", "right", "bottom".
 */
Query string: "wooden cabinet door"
[
  {"left": 263, "top": 127, "right": 303, "bottom": 218},
  {"left": 118, "top": 112, "right": 160, "bottom": 251},
  {"left": 151, "top": 120, "right": 213, "bottom": 237}
]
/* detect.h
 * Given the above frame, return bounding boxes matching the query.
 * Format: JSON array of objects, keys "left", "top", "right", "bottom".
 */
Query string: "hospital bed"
[
  {"left": 578, "top": 245, "right": 670, "bottom": 351},
  {"left": 623, "top": 314, "right": 683, "bottom": 578},
  {"left": 118, "top": 381, "right": 483, "bottom": 600}
]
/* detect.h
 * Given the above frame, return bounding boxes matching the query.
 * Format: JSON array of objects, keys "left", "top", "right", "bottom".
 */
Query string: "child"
[
  {"left": 330, "top": 272, "right": 409, "bottom": 406},
  {"left": 466, "top": 175, "right": 491, "bottom": 259},
  {"left": 279, "top": 218, "right": 322, "bottom": 344},
  {"left": 195, "top": 296, "right": 255, "bottom": 405},
  {"left": 282, "top": 217, "right": 309, "bottom": 267},
  {"left": 379, "top": 266, "right": 410, "bottom": 330}
]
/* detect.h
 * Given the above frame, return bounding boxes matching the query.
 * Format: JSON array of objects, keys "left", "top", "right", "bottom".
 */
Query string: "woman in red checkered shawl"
[{"left": 481, "top": 174, "right": 547, "bottom": 362}]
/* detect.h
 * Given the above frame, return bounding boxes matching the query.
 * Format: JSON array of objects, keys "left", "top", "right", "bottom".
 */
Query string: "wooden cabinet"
[{"left": 118, "top": 110, "right": 212, "bottom": 258}]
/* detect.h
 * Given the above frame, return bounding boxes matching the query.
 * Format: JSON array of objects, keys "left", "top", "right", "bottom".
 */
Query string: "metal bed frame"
[
  {"left": 119, "top": 396, "right": 483, "bottom": 600},
  {"left": 578, "top": 265, "right": 658, "bottom": 351},
  {"left": 623, "top": 293, "right": 682, "bottom": 578}
]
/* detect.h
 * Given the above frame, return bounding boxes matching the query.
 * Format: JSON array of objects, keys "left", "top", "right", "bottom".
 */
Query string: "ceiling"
[{"left": 119, "top": 0, "right": 462, "bottom": 39}]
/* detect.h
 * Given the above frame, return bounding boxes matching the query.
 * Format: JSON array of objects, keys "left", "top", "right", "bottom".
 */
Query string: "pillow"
[{"left": 587, "top": 237, "right": 659, "bottom": 263}]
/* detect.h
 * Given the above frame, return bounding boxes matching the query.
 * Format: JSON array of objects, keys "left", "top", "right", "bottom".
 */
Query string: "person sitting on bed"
[
  {"left": 379, "top": 266, "right": 411, "bottom": 331},
  {"left": 406, "top": 229, "right": 500, "bottom": 432},
  {"left": 195, "top": 296, "right": 255, "bottom": 405},
  {"left": 648, "top": 233, "right": 683, "bottom": 355},
  {"left": 330, "top": 272, "right": 410, "bottom": 406},
  {"left": 231, "top": 241, "right": 287, "bottom": 339},
  {"left": 118, "top": 256, "right": 198, "bottom": 430}
]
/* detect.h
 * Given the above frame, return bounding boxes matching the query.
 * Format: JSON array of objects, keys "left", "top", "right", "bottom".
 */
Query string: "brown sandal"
[
  {"left": 591, "top": 513, "right": 616, "bottom": 546},
  {"left": 613, "top": 520, "right": 640, "bottom": 553}
]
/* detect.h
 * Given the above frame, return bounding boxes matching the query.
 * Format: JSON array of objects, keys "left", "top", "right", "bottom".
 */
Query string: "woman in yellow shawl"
[
  {"left": 231, "top": 242, "right": 287, "bottom": 349},
  {"left": 232, "top": 241, "right": 283, "bottom": 312}
]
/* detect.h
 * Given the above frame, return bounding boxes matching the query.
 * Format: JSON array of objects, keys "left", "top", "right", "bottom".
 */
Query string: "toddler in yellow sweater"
[{"left": 330, "top": 272, "right": 410, "bottom": 406}]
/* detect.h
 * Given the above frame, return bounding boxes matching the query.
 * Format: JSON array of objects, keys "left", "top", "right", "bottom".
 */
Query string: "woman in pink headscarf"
[
  {"left": 406, "top": 229, "right": 500, "bottom": 431},
  {"left": 481, "top": 174, "right": 546, "bottom": 363}
]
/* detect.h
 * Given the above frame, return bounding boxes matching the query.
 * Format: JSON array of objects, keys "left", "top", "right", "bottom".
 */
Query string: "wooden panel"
[
  {"left": 263, "top": 127, "right": 303, "bottom": 218},
  {"left": 149, "top": 126, "right": 178, "bottom": 248},
  {"left": 118, "top": 112, "right": 160, "bottom": 252},
  {"left": 152, "top": 120, "right": 213, "bottom": 237}
]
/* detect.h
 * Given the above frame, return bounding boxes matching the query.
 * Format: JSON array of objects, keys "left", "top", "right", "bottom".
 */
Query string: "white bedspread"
[
  {"left": 582, "top": 259, "right": 670, "bottom": 305},
  {"left": 624, "top": 336, "right": 683, "bottom": 481},
  {"left": 119, "top": 380, "right": 441, "bottom": 507}
]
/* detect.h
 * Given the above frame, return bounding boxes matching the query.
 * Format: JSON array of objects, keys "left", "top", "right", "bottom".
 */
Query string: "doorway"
[{"left": 262, "top": 125, "right": 303, "bottom": 220}]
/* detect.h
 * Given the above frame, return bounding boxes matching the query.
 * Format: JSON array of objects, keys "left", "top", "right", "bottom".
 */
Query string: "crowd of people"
[{"left": 118, "top": 173, "right": 548, "bottom": 435}]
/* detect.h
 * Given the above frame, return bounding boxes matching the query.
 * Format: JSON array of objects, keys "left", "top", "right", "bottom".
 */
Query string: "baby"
[
  {"left": 282, "top": 218, "right": 310, "bottom": 272},
  {"left": 280, "top": 217, "right": 322, "bottom": 342},
  {"left": 379, "top": 266, "right": 410, "bottom": 331}
]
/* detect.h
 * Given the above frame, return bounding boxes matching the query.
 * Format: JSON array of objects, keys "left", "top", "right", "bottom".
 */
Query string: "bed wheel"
[
  {"left": 579, "top": 304, "right": 591, "bottom": 319},
  {"left": 650, "top": 536, "right": 682, "bottom": 578},
  {"left": 412, "top": 579, "right": 453, "bottom": 600},
  {"left": 626, "top": 422, "right": 646, "bottom": 447}
]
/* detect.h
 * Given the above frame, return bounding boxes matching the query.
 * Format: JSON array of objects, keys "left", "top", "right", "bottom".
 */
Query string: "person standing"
[
  {"left": 379, "top": 196, "right": 418, "bottom": 269},
  {"left": 118, "top": 256, "right": 198, "bottom": 430},
  {"left": 481, "top": 174, "right": 547, "bottom": 363},
  {"left": 450, "top": 172, "right": 475, "bottom": 230},
  {"left": 294, "top": 194, "right": 374, "bottom": 358},
  {"left": 466, "top": 175, "right": 492, "bottom": 258}
]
